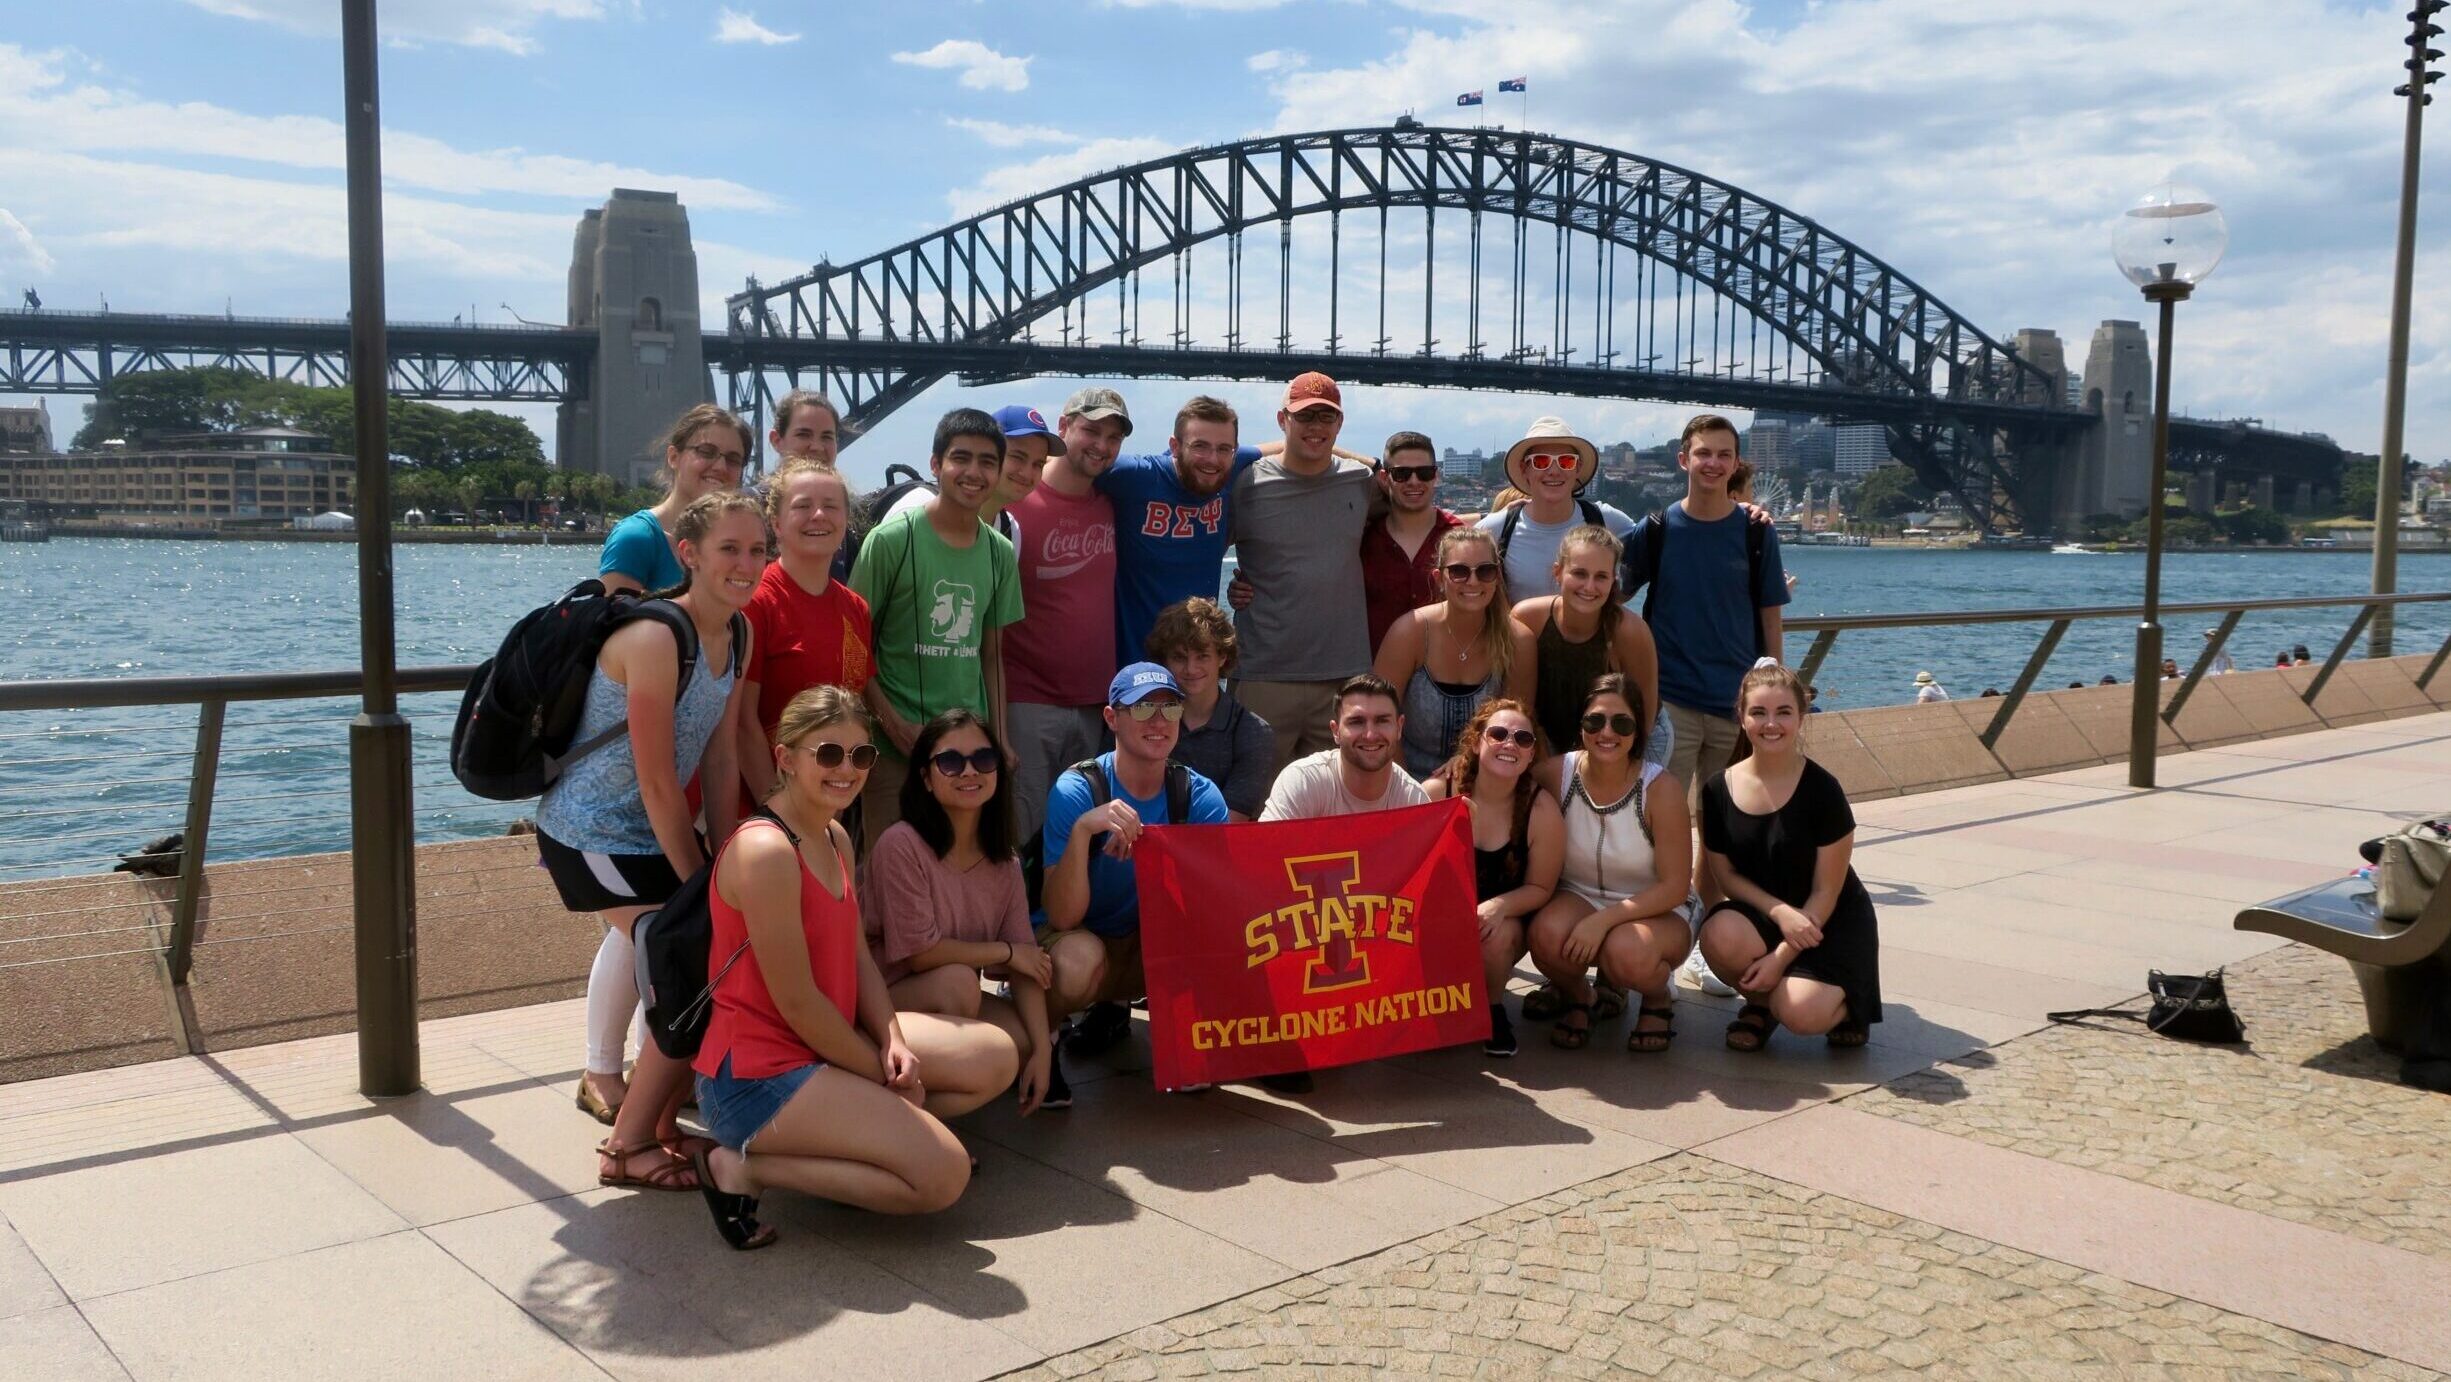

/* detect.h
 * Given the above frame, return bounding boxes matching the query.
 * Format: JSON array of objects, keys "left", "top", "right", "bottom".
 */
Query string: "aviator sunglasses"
[
  {"left": 1117, "top": 700, "right": 1185, "bottom": 722},
  {"left": 1482, "top": 726, "right": 1538, "bottom": 749},
  {"left": 800, "top": 741, "right": 879, "bottom": 769},
  {"left": 928, "top": 747, "right": 1002, "bottom": 777},
  {"left": 1580, "top": 711, "right": 1641, "bottom": 737}
]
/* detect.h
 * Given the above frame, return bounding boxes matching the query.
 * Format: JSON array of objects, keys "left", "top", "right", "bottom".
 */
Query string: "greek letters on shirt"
[{"left": 1141, "top": 498, "right": 1226, "bottom": 539}]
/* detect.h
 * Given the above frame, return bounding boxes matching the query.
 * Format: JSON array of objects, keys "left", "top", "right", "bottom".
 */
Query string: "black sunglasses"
[
  {"left": 1442, "top": 562, "right": 1500, "bottom": 584},
  {"left": 1382, "top": 464, "right": 1437, "bottom": 483},
  {"left": 1580, "top": 712, "right": 1641, "bottom": 738},
  {"left": 801, "top": 742, "right": 879, "bottom": 769},
  {"left": 1482, "top": 726, "right": 1538, "bottom": 748},
  {"left": 928, "top": 747, "right": 1001, "bottom": 777}
]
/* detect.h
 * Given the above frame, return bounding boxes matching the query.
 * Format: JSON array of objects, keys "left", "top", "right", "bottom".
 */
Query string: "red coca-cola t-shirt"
[
  {"left": 1004, "top": 483, "right": 1117, "bottom": 705},
  {"left": 744, "top": 563, "right": 874, "bottom": 737}
]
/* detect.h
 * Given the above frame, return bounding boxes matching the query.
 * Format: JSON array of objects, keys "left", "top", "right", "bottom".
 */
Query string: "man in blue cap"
[{"left": 1034, "top": 661, "right": 1231, "bottom": 1105}]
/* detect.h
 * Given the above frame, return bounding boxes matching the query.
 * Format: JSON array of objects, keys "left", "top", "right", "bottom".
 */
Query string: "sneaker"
[
  {"left": 1482, "top": 1003, "right": 1519, "bottom": 1058},
  {"left": 1039, "top": 1043, "right": 1073, "bottom": 1110},
  {"left": 1682, "top": 945, "right": 1736, "bottom": 997},
  {"left": 1068, "top": 1001, "right": 1132, "bottom": 1058},
  {"left": 1257, "top": 1071, "right": 1315, "bottom": 1094}
]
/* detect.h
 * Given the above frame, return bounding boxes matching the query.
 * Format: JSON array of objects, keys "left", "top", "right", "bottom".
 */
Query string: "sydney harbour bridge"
[{"left": 0, "top": 125, "right": 2340, "bottom": 533}]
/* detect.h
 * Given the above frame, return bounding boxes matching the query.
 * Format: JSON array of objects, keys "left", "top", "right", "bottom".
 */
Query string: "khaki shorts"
[
  {"left": 1663, "top": 702, "right": 1743, "bottom": 812},
  {"left": 1234, "top": 678, "right": 1342, "bottom": 778},
  {"left": 1006, "top": 702, "right": 1108, "bottom": 847},
  {"left": 859, "top": 748, "right": 910, "bottom": 854}
]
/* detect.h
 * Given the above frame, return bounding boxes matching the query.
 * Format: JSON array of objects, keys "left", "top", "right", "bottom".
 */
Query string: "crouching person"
[
  {"left": 689, "top": 688, "right": 971, "bottom": 1250},
  {"left": 1697, "top": 662, "right": 1882, "bottom": 1051},
  {"left": 861, "top": 709, "right": 1053, "bottom": 1115},
  {"left": 1037, "top": 663, "right": 1232, "bottom": 1096}
]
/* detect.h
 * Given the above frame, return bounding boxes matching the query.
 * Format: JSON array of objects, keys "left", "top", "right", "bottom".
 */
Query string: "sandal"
[
  {"left": 1549, "top": 1001, "right": 1595, "bottom": 1051},
  {"left": 1826, "top": 1018, "right": 1870, "bottom": 1050},
  {"left": 1521, "top": 982, "right": 1569, "bottom": 1021},
  {"left": 663, "top": 1132, "right": 719, "bottom": 1163},
  {"left": 1725, "top": 1003, "right": 1776, "bottom": 1054},
  {"left": 1591, "top": 981, "right": 1628, "bottom": 1023},
  {"left": 1627, "top": 1005, "right": 1675, "bottom": 1054},
  {"left": 691, "top": 1148, "right": 776, "bottom": 1251},
  {"left": 597, "top": 1138, "right": 700, "bottom": 1192},
  {"left": 574, "top": 1076, "right": 620, "bottom": 1126}
]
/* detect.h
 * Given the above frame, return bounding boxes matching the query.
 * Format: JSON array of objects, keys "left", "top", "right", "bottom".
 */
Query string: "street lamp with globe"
[{"left": 2112, "top": 178, "right": 2227, "bottom": 789}]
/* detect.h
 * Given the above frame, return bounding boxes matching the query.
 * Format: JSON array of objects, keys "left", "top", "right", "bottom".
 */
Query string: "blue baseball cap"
[
  {"left": 1108, "top": 662, "right": 1183, "bottom": 707},
  {"left": 992, "top": 404, "right": 1066, "bottom": 457}
]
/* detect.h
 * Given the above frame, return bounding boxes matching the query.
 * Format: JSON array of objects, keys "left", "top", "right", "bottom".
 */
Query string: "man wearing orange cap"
[{"left": 1228, "top": 372, "right": 1378, "bottom": 771}]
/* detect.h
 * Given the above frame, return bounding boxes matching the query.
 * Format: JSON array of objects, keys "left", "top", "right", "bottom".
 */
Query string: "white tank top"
[{"left": 1558, "top": 752, "right": 1664, "bottom": 905}]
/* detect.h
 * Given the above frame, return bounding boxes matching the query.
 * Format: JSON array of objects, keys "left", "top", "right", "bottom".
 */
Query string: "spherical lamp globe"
[{"left": 2113, "top": 178, "right": 2228, "bottom": 290}]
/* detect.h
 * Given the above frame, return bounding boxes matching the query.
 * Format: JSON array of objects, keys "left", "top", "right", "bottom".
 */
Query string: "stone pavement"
[{"left": 1, "top": 714, "right": 2447, "bottom": 1379}]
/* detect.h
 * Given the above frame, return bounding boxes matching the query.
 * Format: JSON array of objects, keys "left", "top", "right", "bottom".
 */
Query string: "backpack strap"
[
  {"left": 1743, "top": 507, "right": 1771, "bottom": 657},
  {"left": 1493, "top": 504, "right": 1523, "bottom": 562},
  {"left": 548, "top": 597, "right": 705, "bottom": 775},
  {"left": 1577, "top": 497, "right": 1603, "bottom": 527},
  {"left": 1625, "top": 509, "right": 1667, "bottom": 624},
  {"left": 1067, "top": 758, "right": 1111, "bottom": 812},
  {"left": 1163, "top": 761, "right": 1193, "bottom": 825}
]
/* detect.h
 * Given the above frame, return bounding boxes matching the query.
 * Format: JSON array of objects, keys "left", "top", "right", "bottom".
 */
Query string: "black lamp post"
[{"left": 2113, "top": 179, "right": 2228, "bottom": 789}]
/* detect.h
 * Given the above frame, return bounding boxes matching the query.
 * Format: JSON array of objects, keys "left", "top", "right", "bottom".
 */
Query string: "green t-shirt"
[{"left": 849, "top": 505, "right": 1023, "bottom": 750}]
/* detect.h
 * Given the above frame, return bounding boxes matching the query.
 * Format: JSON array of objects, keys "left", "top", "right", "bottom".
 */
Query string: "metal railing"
[
  {"left": 1786, "top": 591, "right": 2451, "bottom": 751},
  {"left": 0, "top": 590, "right": 2446, "bottom": 1065}
]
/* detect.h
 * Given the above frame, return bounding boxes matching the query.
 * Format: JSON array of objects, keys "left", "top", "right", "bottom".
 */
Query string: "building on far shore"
[
  {"left": 1832, "top": 423, "right": 1894, "bottom": 478},
  {"left": 0, "top": 427, "right": 355, "bottom": 521},
  {"left": 0, "top": 403, "right": 53, "bottom": 455}
]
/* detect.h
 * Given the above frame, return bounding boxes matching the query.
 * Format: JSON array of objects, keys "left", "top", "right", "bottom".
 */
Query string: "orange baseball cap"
[{"left": 1282, "top": 372, "right": 1343, "bottom": 414}]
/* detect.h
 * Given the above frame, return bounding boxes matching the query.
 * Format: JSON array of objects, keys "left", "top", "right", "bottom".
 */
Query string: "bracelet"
[{"left": 1003, "top": 941, "right": 1015, "bottom": 965}]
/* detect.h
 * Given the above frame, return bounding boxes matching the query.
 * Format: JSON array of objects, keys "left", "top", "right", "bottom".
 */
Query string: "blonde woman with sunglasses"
[{"left": 1373, "top": 527, "right": 1535, "bottom": 779}]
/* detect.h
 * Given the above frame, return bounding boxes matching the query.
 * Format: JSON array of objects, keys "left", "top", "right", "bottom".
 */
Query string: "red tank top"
[{"left": 694, "top": 817, "right": 862, "bottom": 1080}]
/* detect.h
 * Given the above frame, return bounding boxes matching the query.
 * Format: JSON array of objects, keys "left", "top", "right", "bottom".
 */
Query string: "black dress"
[{"left": 1699, "top": 759, "right": 1881, "bottom": 1024}]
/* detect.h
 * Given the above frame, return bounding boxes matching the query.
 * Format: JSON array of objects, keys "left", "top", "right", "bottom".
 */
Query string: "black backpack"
[
  {"left": 1022, "top": 756, "right": 1195, "bottom": 907},
  {"left": 631, "top": 808, "right": 803, "bottom": 1060},
  {"left": 449, "top": 579, "right": 723, "bottom": 801},
  {"left": 1618, "top": 505, "right": 1774, "bottom": 655},
  {"left": 1492, "top": 496, "right": 1605, "bottom": 567}
]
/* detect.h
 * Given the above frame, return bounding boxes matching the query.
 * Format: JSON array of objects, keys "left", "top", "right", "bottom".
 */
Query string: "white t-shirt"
[
  {"left": 1915, "top": 684, "right": 1949, "bottom": 703},
  {"left": 1476, "top": 500, "right": 1639, "bottom": 597},
  {"left": 1259, "top": 749, "right": 1433, "bottom": 821}
]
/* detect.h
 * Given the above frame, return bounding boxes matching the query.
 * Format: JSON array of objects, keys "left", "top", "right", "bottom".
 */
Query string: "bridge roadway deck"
[{"left": 2, "top": 714, "right": 2447, "bottom": 1379}]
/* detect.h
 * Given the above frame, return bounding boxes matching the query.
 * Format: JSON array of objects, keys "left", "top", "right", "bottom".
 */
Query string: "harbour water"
[{"left": 1, "top": 538, "right": 2444, "bottom": 879}]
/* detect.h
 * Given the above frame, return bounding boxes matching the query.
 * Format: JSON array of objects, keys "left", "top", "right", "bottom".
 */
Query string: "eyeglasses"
[
  {"left": 1580, "top": 712, "right": 1640, "bottom": 737},
  {"left": 799, "top": 741, "right": 879, "bottom": 769},
  {"left": 1118, "top": 700, "right": 1185, "bottom": 722},
  {"left": 1383, "top": 464, "right": 1437, "bottom": 483},
  {"left": 928, "top": 747, "right": 1001, "bottom": 777},
  {"left": 1482, "top": 726, "right": 1538, "bottom": 749},
  {"left": 1523, "top": 451, "right": 1577, "bottom": 471},
  {"left": 684, "top": 441, "right": 747, "bottom": 469},
  {"left": 1442, "top": 562, "right": 1500, "bottom": 584}
]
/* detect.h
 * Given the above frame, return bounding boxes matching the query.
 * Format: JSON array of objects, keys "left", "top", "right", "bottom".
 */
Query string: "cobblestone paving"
[
  {"left": 1858, "top": 943, "right": 2451, "bottom": 1263},
  {"left": 997, "top": 1157, "right": 2431, "bottom": 1381}
]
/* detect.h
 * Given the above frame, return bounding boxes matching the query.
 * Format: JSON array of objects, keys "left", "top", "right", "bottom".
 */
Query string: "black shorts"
[{"left": 537, "top": 830, "right": 684, "bottom": 913}]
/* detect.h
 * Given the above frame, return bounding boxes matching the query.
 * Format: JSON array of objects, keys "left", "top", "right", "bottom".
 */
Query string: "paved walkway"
[{"left": 2, "top": 715, "right": 2446, "bottom": 1379}]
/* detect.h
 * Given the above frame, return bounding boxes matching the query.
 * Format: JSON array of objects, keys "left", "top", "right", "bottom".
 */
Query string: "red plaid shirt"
[{"left": 1360, "top": 509, "right": 1465, "bottom": 655}]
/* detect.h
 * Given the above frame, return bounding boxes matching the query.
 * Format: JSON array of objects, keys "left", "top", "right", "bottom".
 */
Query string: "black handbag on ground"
[{"left": 2048, "top": 969, "right": 2246, "bottom": 1044}]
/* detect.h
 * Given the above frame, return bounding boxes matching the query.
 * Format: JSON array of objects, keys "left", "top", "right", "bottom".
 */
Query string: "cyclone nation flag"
[{"left": 1134, "top": 799, "right": 1486, "bottom": 1090}]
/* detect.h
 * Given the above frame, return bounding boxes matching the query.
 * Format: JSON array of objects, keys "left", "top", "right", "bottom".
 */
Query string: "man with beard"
[
  {"left": 1255, "top": 672, "right": 1433, "bottom": 1093},
  {"left": 1230, "top": 373, "right": 1377, "bottom": 772},
  {"left": 1004, "top": 388, "right": 1130, "bottom": 844},
  {"left": 1096, "top": 395, "right": 1259, "bottom": 669}
]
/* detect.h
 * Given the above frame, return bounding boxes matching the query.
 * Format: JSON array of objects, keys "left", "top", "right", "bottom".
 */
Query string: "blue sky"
[{"left": 2, "top": 0, "right": 2445, "bottom": 484}]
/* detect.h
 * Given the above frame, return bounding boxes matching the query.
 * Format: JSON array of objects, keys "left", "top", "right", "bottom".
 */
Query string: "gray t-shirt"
[
  {"left": 1228, "top": 456, "right": 1374, "bottom": 680},
  {"left": 1477, "top": 501, "right": 1638, "bottom": 598},
  {"left": 1259, "top": 749, "right": 1433, "bottom": 821}
]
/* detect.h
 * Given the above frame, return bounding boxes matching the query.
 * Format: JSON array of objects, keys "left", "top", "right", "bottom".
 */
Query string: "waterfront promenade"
[{"left": 2, "top": 714, "right": 2445, "bottom": 1376}]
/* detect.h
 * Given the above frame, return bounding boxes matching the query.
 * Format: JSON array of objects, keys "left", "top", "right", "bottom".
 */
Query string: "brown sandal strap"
[{"left": 600, "top": 1140, "right": 699, "bottom": 1191}]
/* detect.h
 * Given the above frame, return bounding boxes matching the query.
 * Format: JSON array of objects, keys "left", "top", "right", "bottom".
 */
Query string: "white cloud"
[
  {"left": 0, "top": 209, "right": 53, "bottom": 276},
  {"left": 945, "top": 137, "right": 1177, "bottom": 217},
  {"left": 946, "top": 117, "right": 1078, "bottom": 148},
  {"left": 0, "top": 45, "right": 776, "bottom": 212},
  {"left": 1246, "top": 49, "right": 1306, "bottom": 73},
  {"left": 892, "top": 39, "right": 1032, "bottom": 93},
  {"left": 712, "top": 8, "right": 799, "bottom": 45},
  {"left": 178, "top": 0, "right": 605, "bottom": 55}
]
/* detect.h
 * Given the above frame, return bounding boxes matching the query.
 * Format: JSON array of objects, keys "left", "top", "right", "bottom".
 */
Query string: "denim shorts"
[{"left": 695, "top": 1052, "right": 821, "bottom": 1152}]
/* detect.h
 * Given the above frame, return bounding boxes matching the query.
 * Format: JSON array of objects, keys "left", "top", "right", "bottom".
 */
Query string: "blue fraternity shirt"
[
  {"left": 1035, "top": 752, "right": 1230, "bottom": 939},
  {"left": 599, "top": 509, "right": 685, "bottom": 593},
  {"left": 1096, "top": 447, "right": 1260, "bottom": 665},
  {"left": 1640, "top": 503, "right": 1790, "bottom": 718}
]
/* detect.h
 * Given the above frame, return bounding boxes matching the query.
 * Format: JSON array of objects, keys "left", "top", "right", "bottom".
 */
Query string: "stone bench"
[{"left": 2235, "top": 871, "right": 2451, "bottom": 1050}]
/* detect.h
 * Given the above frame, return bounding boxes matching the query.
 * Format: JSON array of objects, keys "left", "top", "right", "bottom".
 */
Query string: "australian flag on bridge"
[
  {"left": 1499, "top": 77, "right": 1527, "bottom": 93},
  {"left": 1455, "top": 90, "right": 1483, "bottom": 107}
]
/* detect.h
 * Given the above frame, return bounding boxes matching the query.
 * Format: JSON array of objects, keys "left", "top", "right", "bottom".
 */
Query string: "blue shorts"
[{"left": 695, "top": 1052, "right": 821, "bottom": 1152}]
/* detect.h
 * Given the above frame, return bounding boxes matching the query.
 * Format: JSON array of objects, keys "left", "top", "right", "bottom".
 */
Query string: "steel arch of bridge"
[{"left": 726, "top": 124, "right": 2079, "bottom": 527}]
